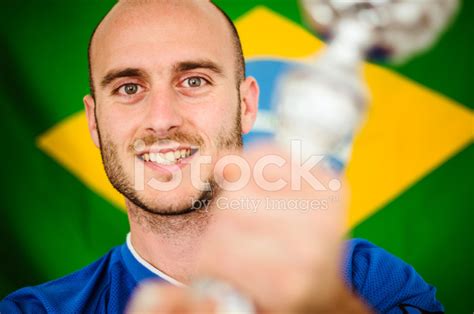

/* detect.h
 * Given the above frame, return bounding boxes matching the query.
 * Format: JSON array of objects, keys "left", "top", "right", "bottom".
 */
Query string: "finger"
[
  {"left": 126, "top": 282, "right": 187, "bottom": 314},
  {"left": 127, "top": 281, "right": 219, "bottom": 314}
]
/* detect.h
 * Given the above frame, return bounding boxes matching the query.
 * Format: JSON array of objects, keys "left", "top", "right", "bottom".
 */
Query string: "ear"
[
  {"left": 83, "top": 95, "right": 101, "bottom": 148},
  {"left": 239, "top": 76, "right": 259, "bottom": 134}
]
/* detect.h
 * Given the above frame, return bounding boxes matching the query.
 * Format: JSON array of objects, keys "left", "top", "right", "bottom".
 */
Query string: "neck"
[{"left": 127, "top": 199, "right": 212, "bottom": 284}]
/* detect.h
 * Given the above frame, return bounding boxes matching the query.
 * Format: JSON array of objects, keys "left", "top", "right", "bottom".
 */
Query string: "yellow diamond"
[{"left": 37, "top": 6, "right": 474, "bottom": 229}]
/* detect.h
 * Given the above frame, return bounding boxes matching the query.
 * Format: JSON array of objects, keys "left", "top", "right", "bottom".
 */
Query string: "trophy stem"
[{"left": 317, "top": 19, "right": 373, "bottom": 71}]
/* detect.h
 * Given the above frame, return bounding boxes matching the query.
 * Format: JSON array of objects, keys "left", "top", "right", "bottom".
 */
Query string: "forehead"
[{"left": 91, "top": 1, "right": 235, "bottom": 78}]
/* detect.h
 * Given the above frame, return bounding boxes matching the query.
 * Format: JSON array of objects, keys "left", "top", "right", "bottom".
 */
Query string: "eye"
[
  {"left": 117, "top": 83, "right": 142, "bottom": 95},
  {"left": 182, "top": 76, "right": 207, "bottom": 88}
]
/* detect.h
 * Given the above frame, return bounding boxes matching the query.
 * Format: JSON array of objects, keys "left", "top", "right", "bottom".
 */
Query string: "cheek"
[
  {"left": 185, "top": 97, "right": 236, "bottom": 141},
  {"left": 188, "top": 87, "right": 239, "bottom": 127},
  {"left": 96, "top": 102, "right": 142, "bottom": 151}
]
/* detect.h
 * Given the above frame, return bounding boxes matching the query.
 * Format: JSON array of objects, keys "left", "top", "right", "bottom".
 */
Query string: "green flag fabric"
[{"left": 1, "top": 1, "right": 472, "bottom": 313}]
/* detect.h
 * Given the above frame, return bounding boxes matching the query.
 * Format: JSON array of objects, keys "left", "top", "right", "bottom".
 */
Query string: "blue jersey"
[{"left": 0, "top": 238, "right": 443, "bottom": 313}]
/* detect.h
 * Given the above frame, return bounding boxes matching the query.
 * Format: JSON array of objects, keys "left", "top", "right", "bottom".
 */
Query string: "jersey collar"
[{"left": 120, "top": 233, "right": 185, "bottom": 287}]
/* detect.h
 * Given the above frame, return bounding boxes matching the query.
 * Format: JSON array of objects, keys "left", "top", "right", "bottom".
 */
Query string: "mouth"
[{"left": 137, "top": 146, "right": 199, "bottom": 166}]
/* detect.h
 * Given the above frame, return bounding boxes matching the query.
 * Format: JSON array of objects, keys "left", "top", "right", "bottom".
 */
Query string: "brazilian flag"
[{"left": 1, "top": 1, "right": 472, "bottom": 312}]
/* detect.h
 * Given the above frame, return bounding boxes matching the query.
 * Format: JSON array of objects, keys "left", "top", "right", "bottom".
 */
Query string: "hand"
[{"left": 127, "top": 145, "right": 370, "bottom": 313}]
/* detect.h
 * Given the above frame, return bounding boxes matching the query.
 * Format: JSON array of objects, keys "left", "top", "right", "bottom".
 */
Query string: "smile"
[{"left": 137, "top": 147, "right": 199, "bottom": 166}]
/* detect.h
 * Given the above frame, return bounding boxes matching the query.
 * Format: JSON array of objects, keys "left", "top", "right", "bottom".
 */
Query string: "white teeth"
[
  {"left": 156, "top": 154, "right": 171, "bottom": 164},
  {"left": 164, "top": 152, "right": 175, "bottom": 162},
  {"left": 157, "top": 154, "right": 166, "bottom": 163},
  {"left": 142, "top": 148, "right": 195, "bottom": 165}
]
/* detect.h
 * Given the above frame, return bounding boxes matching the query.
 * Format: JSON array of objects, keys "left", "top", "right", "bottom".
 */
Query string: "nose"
[{"left": 143, "top": 86, "right": 184, "bottom": 136}]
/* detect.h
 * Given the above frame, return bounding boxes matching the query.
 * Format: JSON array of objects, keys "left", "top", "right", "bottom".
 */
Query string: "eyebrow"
[
  {"left": 174, "top": 60, "right": 224, "bottom": 76},
  {"left": 100, "top": 60, "right": 224, "bottom": 89},
  {"left": 100, "top": 68, "right": 147, "bottom": 89}
]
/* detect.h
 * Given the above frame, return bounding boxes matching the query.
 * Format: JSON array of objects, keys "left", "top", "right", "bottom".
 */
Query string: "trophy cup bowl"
[
  {"left": 275, "top": 0, "right": 460, "bottom": 169},
  {"left": 299, "top": 0, "right": 459, "bottom": 61}
]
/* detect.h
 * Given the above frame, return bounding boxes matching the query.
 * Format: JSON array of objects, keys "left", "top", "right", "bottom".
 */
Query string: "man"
[{"left": 1, "top": 1, "right": 443, "bottom": 313}]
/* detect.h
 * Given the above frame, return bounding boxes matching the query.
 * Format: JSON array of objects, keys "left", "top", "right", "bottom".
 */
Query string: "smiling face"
[{"left": 84, "top": 1, "right": 258, "bottom": 215}]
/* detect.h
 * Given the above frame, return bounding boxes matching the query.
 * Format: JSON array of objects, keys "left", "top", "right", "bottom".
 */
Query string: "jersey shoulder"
[
  {"left": 0, "top": 245, "right": 135, "bottom": 314},
  {"left": 344, "top": 238, "right": 444, "bottom": 313}
]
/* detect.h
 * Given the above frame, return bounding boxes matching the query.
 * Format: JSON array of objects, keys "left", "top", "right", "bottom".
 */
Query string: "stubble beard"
[{"left": 95, "top": 103, "right": 243, "bottom": 227}]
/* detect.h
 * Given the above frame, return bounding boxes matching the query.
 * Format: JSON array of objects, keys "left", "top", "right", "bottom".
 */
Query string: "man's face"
[{"left": 85, "top": 1, "right": 256, "bottom": 215}]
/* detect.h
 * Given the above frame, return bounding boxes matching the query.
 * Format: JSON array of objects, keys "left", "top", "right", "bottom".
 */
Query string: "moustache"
[{"left": 129, "top": 132, "right": 205, "bottom": 153}]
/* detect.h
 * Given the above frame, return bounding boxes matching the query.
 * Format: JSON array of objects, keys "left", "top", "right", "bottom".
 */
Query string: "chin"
[{"left": 138, "top": 185, "right": 211, "bottom": 214}]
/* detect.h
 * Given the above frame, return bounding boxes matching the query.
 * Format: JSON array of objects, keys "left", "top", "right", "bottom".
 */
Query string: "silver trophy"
[
  {"left": 276, "top": 0, "right": 459, "bottom": 171},
  {"left": 193, "top": 1, "right": 459, "bottom": 312}
]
